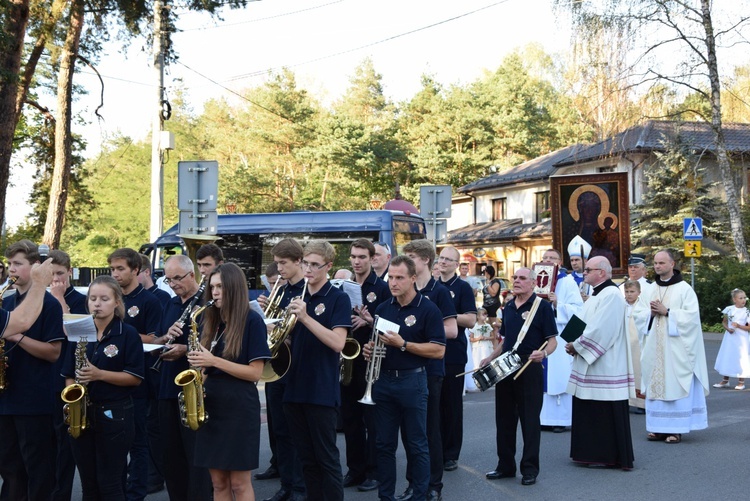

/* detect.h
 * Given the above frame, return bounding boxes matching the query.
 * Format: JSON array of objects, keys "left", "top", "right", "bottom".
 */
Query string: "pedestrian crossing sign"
[
  {"left": 683, "top": 218, "right": 703, "bottom": 240},
  {"left": 684, "top": 241, "right": 701, "bottom": 257}
]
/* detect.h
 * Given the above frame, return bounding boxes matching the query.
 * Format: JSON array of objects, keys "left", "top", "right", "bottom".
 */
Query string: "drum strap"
[{"left": 512, "top": 297, "right": 542, "bottom": 352}]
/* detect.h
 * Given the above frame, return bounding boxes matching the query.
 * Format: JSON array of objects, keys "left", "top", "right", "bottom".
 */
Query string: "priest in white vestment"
[{"left": 641, "top": 250, "right": 709, "bottom": 444}]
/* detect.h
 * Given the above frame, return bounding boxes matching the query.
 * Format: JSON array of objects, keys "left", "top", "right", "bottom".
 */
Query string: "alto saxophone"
[
  {"left": 174, "top": 300, "right": 214, "bottom": 431},
  {"left": 0, "top": 277, "right": 18, "bottom": 392},
  {"left": 61, "top": 332, "right": 90, "bottom": 438}
]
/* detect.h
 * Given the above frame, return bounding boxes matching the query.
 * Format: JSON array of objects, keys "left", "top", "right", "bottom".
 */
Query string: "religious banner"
[{"left": 550, "top": 172, "right": 630, "bottom": 277}]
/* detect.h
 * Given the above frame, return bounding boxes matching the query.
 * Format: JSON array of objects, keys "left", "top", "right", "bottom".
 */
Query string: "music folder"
[{"left": 560, "top": 314, "right": 586, "bottom": 343}]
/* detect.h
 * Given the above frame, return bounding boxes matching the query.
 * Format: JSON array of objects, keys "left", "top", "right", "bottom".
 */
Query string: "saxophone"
[
  {"left": 61, "top": 334, "right": 90, "bottom": 438},
  {"left": 174, "top": 300, "right": 214, "bottom": 431},
  {"left": 0, "top": 277, "right": 18, "bottom": 392}
]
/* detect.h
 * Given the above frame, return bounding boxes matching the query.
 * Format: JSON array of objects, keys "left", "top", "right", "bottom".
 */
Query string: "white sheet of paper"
[
  {"left": 62, "top": 314, "right": 96, "bottom": 343},
  {"left": 264, "top": 318, "right": 280, "bottom": 325},
  {"left": 375, "top": 316, "right": 400, "bottom": 335},
  {"left": 143, "top": 343, "right": 164, "bottom": 353}
]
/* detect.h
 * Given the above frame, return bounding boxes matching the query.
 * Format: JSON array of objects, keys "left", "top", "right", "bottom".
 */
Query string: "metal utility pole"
[{"left": 150, "top": 0, "right": 166, "bottom": 242}]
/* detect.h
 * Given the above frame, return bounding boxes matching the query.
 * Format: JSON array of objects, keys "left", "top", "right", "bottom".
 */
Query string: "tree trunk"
[
  {"left": 0, "top": 0, "right": 31, "bottom": 238},
  {"left": 43, "top": 0, "right": 84, "bottom": 248},
  {"left": 700, "top": 0, "right": 749, "bottom": 262}
]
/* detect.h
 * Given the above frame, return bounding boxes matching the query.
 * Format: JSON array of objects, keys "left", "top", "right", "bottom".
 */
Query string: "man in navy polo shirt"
[
  {"left": 109, "top": 247, "right": 164, "bottom": 500},
  {"left": 437, "top": 246, "right": 477, "bottom": 474},
  {"left": 48, "top": 249, "right": 87, "bottom": 501},
  {"left": 283, "top": 240, "right": 351, "bottom": 501},
  {"left": 138, "top": 254, "right": 172, "bottom": 307},
  {"left": 372, "top": 242, "right": 391, "bottom": 281},
  {"left": 482, "top": 267, "right": 557, "bottom": 487},
  {"left": 0, "top": 240, "right": 64, "bottom": 500},
  {"left": 341, "top": 239, "right": 390, "bottom": 492},
  {"left": 157, "top": 254, "right": 212, "bottom": 501},
  {"left": 195, "top": 243, "right": 224, "bottom": 279},
  {"left": 398, "top": 239, "right": 457, "bottom": 501},
  {"left": 369, "top": 255, "right": 446, "bottom": 501},
  {"left": 257, "top": 239, "right": 307, "bottom": 501}
]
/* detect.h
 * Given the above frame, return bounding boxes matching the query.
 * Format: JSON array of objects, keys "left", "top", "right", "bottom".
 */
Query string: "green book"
[{"left": 560, "top": 314, "right": 587, "bottom": 343}]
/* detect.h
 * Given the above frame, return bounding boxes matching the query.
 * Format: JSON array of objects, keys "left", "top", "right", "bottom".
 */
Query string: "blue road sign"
[{"left": 683, "top": 217, "right": 703, "bottom": 240}]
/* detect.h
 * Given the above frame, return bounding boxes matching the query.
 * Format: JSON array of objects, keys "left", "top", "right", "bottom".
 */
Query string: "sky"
[{"left": 8, "top": 0, "right": 570, "bottom": 229}]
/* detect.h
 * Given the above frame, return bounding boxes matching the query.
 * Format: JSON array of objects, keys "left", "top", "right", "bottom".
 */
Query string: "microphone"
[{"left": 39, "top": 244, "right": 50, "bottom": 260}]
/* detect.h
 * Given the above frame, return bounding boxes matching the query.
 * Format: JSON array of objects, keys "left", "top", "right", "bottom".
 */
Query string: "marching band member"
[
  {"left": 0, "top": 241, "right": 64, "bottom": 499},
  {"left": 187, "top": 263, "right": 271, "bottom": 501},
  {"left": 367, "top": 255, "right": 446, "bottom": 501},
  {"left": 157, "top": 255, "right": 212, "bottom": 501},
  {"left": 282, "top": 240, "right": 352, "bottom": 501},
  {"left": 257, "top": 238, "right": 306, "bottom": 501},
  {"left": 62, "top": 275, "right": 144, "bottom": 500},
  {"left": 341, "top": 239, "right": 390, "bottom": 492}
]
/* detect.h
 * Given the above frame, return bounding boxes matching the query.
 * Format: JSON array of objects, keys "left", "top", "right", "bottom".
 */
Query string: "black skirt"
[
  {"left": 570, "top": 397, "right": 634, "bottom": 470},
  {"left": 194, "top": 374, "right": 261, "bottom": 471}
]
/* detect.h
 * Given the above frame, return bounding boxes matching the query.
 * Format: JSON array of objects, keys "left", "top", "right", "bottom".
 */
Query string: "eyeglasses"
[
  {"left": 437, "top": 256, "right": 458, "bottom": 263},
  {"left": 583, "top": 268, "right": 603, "bottom": 273},
  {"left": 511, "top": 275, "right": 530, "bottom": 281},
  {"left": 164, "top": 272, "right": 190, "bottom": 284},
  {"left": 301, "top": 260, "right": 328, "bottom": 271}
]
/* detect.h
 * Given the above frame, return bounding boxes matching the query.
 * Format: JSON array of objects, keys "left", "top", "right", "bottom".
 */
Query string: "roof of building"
[
  {"left": 554, "top": 120, "right": 750, "bottom": 167},
  {"left": 457, "top": 144, "right": 586, "bottom": 194},
  {"left": 445, "top": 218, "right": 551, "bottom": 246}
]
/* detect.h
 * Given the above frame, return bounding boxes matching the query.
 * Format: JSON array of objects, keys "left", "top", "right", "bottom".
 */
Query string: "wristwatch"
[{"left": 401, "top": 341, "right": 408, "bottom": 352}]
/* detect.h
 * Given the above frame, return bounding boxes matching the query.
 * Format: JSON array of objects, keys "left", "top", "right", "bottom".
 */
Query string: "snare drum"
[{"left": 472, "top": 351, "right": 522, "bottom": 391}]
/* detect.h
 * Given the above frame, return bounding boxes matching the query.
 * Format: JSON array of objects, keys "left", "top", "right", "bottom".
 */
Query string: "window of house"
[
  {"left": 536, "top": 191, "right": 550, "bottom": 222},
  {"left": 492, "top": 198, "right": 507, "bottom": 221},
  {"left": 598, "top": 166, "right": 615, "bottom": 173}
]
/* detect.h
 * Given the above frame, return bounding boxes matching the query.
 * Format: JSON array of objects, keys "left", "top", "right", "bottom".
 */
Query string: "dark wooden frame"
[{"left": 550, "top": 172, "right": 630, "bottom": 276}]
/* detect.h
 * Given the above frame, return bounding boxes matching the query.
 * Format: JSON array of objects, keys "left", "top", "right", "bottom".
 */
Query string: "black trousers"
[
  {"left": 157, "top": 399, "right": 212, "bottom": 501},
  {"left": 403, "top": 375, "right": 443, "bottom": 492},
  {"left": 284, "top": 402, "right": 343, "bottom": 501},
  {"left": 70, "top": 398, "right": 135, "bottom": 501},
  {"left": 52, "top": 397, "right": 76, "bottom": 501},
  {"left": 340, "top": 355, "right": 377, "bottom": 480},
  {"left": 494, "top": 361, "right": 543, "bottom": 477},
  {"left": 440, "top": 363, "right": 465, "bottom": 462},
  {"left": 0, "top": 414, "right": 56, "bottom": 501}
]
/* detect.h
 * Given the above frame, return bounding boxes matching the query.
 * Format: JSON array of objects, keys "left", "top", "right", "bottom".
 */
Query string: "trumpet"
[
  {"left": 339, "top": 337, "right": 361, "bottom": 386},
  {"left": 0, "top": 277, "right": 18, "bottom": 393},
  {"left": 260, "top": 279, "right": 308, "bottom": 383},
  {"left": 151, "top": 278, "right": 207, "bottom": 373},
  {"left": 358, "top": 316, "right": 386, "bottom": 405}
]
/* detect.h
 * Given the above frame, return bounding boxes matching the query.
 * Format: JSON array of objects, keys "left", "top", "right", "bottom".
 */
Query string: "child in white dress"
[
  {"left": 713, "top": 288, "right": 750, "bottom": 390},
  {"left": 470, "top": 308, "right": 496, "bottom": 370}
]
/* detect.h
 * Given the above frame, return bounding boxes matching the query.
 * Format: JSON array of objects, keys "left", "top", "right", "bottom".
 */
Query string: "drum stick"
[
  {"left": 513, "top": 341, "right": 548, "bottom": 380},
  {"left": 455, "top": 366, "right": 482, "bottom": 377}
]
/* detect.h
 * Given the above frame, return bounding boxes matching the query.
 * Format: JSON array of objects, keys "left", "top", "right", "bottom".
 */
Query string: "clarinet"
[{"left": 151, "top": 278, "right": 206, "bottom": 373}]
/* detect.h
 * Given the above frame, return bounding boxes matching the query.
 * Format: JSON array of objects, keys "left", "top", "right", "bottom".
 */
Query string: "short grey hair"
[{"left": 166, "top": 254, "right": 194, "bottom": 274}]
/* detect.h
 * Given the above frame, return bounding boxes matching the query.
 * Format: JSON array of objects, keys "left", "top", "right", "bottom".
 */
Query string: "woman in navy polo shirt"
[
  {"left": 187, "top": 263, "right": 270, "bottom": 501},
  {"left": 62, "top": 275, "right": 144, "bottom": 500}
]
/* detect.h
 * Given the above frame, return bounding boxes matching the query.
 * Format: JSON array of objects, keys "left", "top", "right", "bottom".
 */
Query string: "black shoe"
[
  {"left": 357, "top": 478, "right": 379, "bottom": 492},
  {"left": 343, "top": 473, "right": 366, "bottom": 488},
  {"left": 395, "top": 485, "right": 414, "bottom": 501},
  {"left": 427, "top": 489, "right": 442, "bottom": 501},
  {"left": 263, "top": 488, "right": 291, "bottom": 501},
  {"left": 443, "top": 459, "right": 458, "bottom": 471},
  {"left": 255, "top": 465, "right": 280, "bottom": 480},
  {"left": 553, "top": 426, "right": 566, "bottom": 433},
  {"left": 486, "top": 470, "right": 515, "bottom": 480},
  {"left": 521, "top": 474, "right": 537, "bottom": 486}
]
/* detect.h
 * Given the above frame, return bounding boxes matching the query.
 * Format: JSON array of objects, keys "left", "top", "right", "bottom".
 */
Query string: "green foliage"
[{"left": 693, "top": 256, "right": 750, "bottom": 331}]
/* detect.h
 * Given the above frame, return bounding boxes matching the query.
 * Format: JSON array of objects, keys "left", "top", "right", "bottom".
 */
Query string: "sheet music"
[
  {"left": 375, "top": 316, "right": 400, "bottom": 335},
  {"left": 330, "top": 279, "right": 363, "bottom": 308},
  {"left": 62, "top": 314, "right": 96, "bottom": 343}
]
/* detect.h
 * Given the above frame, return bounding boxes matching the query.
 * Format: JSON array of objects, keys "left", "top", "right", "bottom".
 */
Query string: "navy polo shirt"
[
  {"left": 499, "top": 293, "right": 557, "bottom": 359},
  {"left": 374, "top": 293, "right": 446, "bottom": 371},
  {"left": 148, "top": 284, "right": 172, "bottom": 309},
  {"left": 352, "top": 270, "right": 391, "bottom": 345},
  {"left": 439, "top": 274, "right": 476, "bottom": 366},
  {"left": 158, "top": 294, "right": 202, "bottom": 400},
  {"left": 0, "top": 291, "right": 65, "bottom": 415},
  {"left": 278, "top": 278, "right": 306, "bottom": 310},
  {"left": 123, "top": 284, "right": 162, "bottom": 336},
  {"left": 283, "top": 281, "right": 352, "bottom": 408},
  {"left": 62, "top": 318, "right": 144, "bottom": 403},
  {"left": 64, "top": 285, "right": 88, "bottom": 314},
  {"left": 418, "top": 277, "right": 456, "bottom": 377},
  {"left": 203, "top": 310, "right": 271, "bottom": 377}
]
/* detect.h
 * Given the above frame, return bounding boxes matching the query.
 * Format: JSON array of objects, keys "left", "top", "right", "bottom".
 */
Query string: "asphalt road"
[{"left": 129, "top": 332, "right": 747, "bottom": 500}]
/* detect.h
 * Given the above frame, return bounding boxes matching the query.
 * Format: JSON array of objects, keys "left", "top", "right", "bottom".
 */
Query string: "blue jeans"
[{"left": 373, "top": 370, "right": 429, "bottom": 501}]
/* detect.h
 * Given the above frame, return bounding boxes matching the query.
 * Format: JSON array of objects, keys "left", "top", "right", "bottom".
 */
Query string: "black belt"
[{"left": 382, "top": 367, "right": 425, "bottom": 378}]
